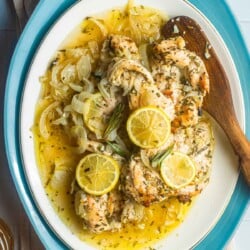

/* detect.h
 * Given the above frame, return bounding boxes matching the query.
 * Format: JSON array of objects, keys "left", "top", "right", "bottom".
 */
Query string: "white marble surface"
[{"left": 226, "top": 0, "right": 250, "bottom": 249}]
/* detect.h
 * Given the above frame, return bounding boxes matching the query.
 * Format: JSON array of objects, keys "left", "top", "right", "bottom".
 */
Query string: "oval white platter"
[{"left": 20, "top": 0, "right": 245, "bottom": 249}]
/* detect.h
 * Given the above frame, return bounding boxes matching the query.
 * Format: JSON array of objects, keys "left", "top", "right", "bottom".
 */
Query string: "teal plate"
[{"left": 4, "top": 0, "right": 250, "bottom": 249}]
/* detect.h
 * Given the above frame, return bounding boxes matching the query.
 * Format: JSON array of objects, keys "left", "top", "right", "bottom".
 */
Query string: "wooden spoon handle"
[{"left": 225, "top": 114, "right": 250, "bottom": 184}]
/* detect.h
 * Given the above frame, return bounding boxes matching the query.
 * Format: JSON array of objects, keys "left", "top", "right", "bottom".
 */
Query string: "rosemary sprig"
[
  {"left": 103, "top": 103, "right": 125, "bottom": 139},
  {"left": 107, "top": 141, "right": 129, "bottom": 158},
  {"left": 151, "top": 144, "right": 174, "bottom": 168}
]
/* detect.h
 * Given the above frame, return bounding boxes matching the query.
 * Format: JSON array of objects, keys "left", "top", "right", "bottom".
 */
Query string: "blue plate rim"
[{"left": 3, "top": 0, "right": 250, "bottom": 249}]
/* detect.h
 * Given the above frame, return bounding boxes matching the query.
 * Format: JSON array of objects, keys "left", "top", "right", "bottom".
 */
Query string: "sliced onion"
[
  {"left": 71, "top": 112, "right": 84, "bottom": 126},
  {"left": 69, "top": 83, "right": 83, "bottom": 92},
  {"left": 88, "top": 119, "right": 105, "bottom": 130},
  {"left": 52, "top": 114, "right": 69, "bottom": 126},
  {"left": 98, "top": 78, "right": 110, "bottom": 99},
  {"left": 71, "top": 94, "right": 85, "bottom": 114},
  {"left": 51, "top": 82, "right": 70, "bottom": 101},
  {"left": 61, "top": 64, "right": 76, "bottom": 84},
  {"left": 82, "top": 78, "right": 95, "bottom": 93},
  {"left": 63, "top": 104, "right": 72, "bottom": 112},
  {"left": 86, "top": 141, "right": 106, "bottom": 153},
  {"left": 140, "top": 150, "right": 151, "bottom": 168},
  {"left": 71, "top": 125, "right": 88, "bottom": 154},
  {"left": 55, "top": 106, "right": 63, "bottom": 115},
  {"left": 110, "top": 86, "right": 119, "bottom": 99},
  {"left": 88, "top": 17, "right": 108, "bottom": 37},
  {"left": 107, "top": 129, "right": 118, "bottom": 141},
  {"left": 129, "top": 17, "right": 142, "bottom": 44},
  {"left": 71, "top": 91, "right": 92, "bottom": 114},
  {"left": 77, "top": 54, "right": 91, "bottom": 81},
  {"left": 52, "top": 106, "right": 70, "bottom": 125},
  {"left": 65, "top": 47, "right": 87, "bottom": 58},
  {"left": 39, "top": 101, "right": 60, "bottom": 139},
  {"left": 88, "top": 40, "right": 99, "bottom": 59},
  {"left": 51, "top": 64, "right": 63, "bottom": 86},
  {"left": 139, "top": 44, "right": 150, "bottom": 70},
  {"left": 79, "top": 91, "right": 93, "bottom": 100},
  {"left": 49, "top": 163, "right": 73, "bottom": 190}
]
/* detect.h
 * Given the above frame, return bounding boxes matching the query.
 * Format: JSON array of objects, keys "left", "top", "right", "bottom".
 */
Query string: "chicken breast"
[
  {"left": 123, "top": 155, "right": 170, "bottom": 206},
  {"left": 151, "top": 36, "right": 210, "bottom": 128},
  {"left": 74, "top": 190, "right": 122, "bottom": 233}
]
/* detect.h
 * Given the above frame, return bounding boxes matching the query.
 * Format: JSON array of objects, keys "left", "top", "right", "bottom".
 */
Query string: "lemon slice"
[
  {"left": 76, "top": 153, "right": 120, "bottom": 195},
  {"left": 83, "top": 93, "right": 107, "bottom": 137},
  {"left": 160, "top": 152, "right": 196, "bottom": 189},
  {"left": 126, "top": 106, "right": 171, "bottom": 149}
]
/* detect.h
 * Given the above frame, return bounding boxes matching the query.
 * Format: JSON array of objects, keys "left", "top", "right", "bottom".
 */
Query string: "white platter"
[{"left": 20, "top": 0, "right": 245, "bottom": 249}]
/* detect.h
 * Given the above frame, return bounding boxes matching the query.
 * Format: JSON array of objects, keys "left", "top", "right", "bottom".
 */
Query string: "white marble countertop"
[{"left": 226, "top": 0, "right": 250, "bottom": 249}]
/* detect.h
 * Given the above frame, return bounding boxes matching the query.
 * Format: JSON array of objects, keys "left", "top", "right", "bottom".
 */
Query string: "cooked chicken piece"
[
  {"left": 100, "top": 34, "right": 140, "bottom": 63},
  {"left": 108, "top": 35, "right": 140, "bottom": 60},
  {"left": 75, "top": 191, "right": 109, "bottom": 233},
  {"left": 173, "top": 96, "right": 200, "bottom": 128},
  {"left": 106, "top": 58, "right": 175, "bottom": 119},
  {"left": 107, "top": 190, "right": 123, "bottom": 217},
  {"left": 107, "top": 58, "right": 154, "bottom": 93},
  {"left": 74, "top": 190, "right": 122, "bottom": 233},
  {"left": 151, "top": 36, "right": 209, "bottom": 128},
  {"left": 121, "top": 200, "right": 144, "bottom": 224},
  {"left": 152, "top": 36, "right": 209, "bottom": 93},
  {"left": 133, "top": 118, "right": 213, "bottom": 203},
  {"left": 97, "top": 34, "right": 140, "bottom": 78},
  {"left": 128, "top": 83, "right": 175, "bottom": 120},
  {"left": 153, "top": 36, "right": 186, "bottom": 52},
  {"left": 124, "top": 155, "right": 170, "bottom": 206},
  {"left": 151, "top": 59, "right": 183, "bottom": 102},
  {"left": 168, "top": 119, "right": 214, "bottom": 201}
]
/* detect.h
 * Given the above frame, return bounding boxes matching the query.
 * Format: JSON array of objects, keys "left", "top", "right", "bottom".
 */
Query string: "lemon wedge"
[
  {"left": 160, "top": 152, "right": 196, "bottom": 189},
  {"left": 126, "top": 106, "right": 171, "bottom": 149},
  {"left": 76, "top": 153, "right": 120, "bottom": 195}
]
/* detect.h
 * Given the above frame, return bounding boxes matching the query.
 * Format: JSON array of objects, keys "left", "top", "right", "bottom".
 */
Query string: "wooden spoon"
[{"left": 162, "top": 16, "right": 250, "bottom": 185}]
